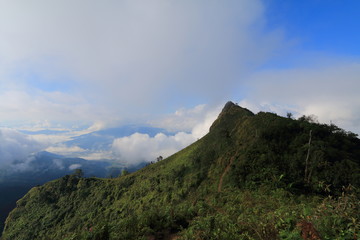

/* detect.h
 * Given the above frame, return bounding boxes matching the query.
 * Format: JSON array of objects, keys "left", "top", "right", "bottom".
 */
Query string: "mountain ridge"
[{"left": 2, "top": 102, "right": 359, "bottom": 239}]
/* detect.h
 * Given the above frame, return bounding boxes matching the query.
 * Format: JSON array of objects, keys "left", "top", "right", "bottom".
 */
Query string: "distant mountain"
[{"left": 3, "top": 102, "right": 360, "bottom": 239}]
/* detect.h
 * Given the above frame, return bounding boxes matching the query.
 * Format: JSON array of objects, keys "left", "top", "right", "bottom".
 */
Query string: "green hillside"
[{"left": 2, "top": 102, "right": 360, "bottom": 240}]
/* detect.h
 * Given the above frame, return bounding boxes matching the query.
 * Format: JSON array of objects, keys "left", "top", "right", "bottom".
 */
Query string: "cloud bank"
[
  {"left": 112, "top": 104, "right": 220, "bottom": 164},
  {"left": 0, "top": 128, "right": 45, "bottom": 170},
  {"left": 0, "top": 0, "right": 282, "bottom": 126}
]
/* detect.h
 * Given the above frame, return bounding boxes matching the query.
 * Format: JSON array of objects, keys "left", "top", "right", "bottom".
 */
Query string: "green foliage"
[
  {"left": 73, "top": 169, "right": 84, "bottom": 178},
  {"left": 2, "top": 102, "right": 359, "bottom": 239},
  {"left": 120, "top": 169, "right": 129, "bottom": 176}
]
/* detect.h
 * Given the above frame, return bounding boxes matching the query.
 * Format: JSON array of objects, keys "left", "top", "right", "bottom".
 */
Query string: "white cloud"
[
  {"left": 69, "top": 164, "right": 82, "bottom": 171},
  {"left": 52, "top": 159, "right": 65, "bottom": 170},
  {"left": 80, "top": 151, "right": 114, "bottom": 161},
  {"left": 151, "top": 103, "right": 222, "bottom": 132},
  {"left": 0, "top": 0, "right": 282, "bottom": 126},
  {"left": 112, "top": 132, "right": 194, "bottom": 164},
  {"left": 242, "top": 62, "right": 360, "bottom": 134},
  {"left": 112, "top": 104, "right": 220, "bottom": 164},
  {"left": 191, "top": 108, "right": 221, "bottom": 139},
  {"left": 45, "top": 144, "right": 115, "bottom": 162},
  {"left": 0, "top": 128, "right": 45, "bottom": 169},
  {"left": 46, "top": 145, "right": 86, "bottom": 155}
]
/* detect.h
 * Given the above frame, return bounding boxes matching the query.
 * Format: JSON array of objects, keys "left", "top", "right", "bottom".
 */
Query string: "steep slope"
[{"left": 3, "top": 102, "right": 360, "bottom": 240}]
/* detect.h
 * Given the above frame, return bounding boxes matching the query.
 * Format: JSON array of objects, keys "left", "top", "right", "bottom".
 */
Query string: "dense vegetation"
[
  {"left": 0, "top": 152, "right": 140, "bottom": 234},
  {"left": 2, "top": 102, "right": 359, "bottom": 239},
  {"left": 0, "top": 150, "right": 150, "bottom": 235},
  {"left": 0, "top": 185, "right": 31, "bottom": 233}
]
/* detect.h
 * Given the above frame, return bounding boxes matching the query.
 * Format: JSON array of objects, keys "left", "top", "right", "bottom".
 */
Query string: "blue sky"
[
  {"left": 265, "top": 0, "right": 360, "bottom": 56},
  {"left": 0, "top": 0, "right": 359, "bottom": 161}
]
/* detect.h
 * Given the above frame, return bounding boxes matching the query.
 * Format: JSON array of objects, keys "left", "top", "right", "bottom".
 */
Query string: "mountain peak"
[
  {"left": 222, "top": 101, "right": 237, "bottom": 111},
  {"left": 209, "top": 101, "right": 254, "bottom": 132},
  {"left": 220, "top": 101, "right": 253, "bottom": 115}
]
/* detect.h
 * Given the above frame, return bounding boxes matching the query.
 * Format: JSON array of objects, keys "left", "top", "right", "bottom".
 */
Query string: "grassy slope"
[{"left": 2, "top": 102, "right": 360, "bottom": 240}]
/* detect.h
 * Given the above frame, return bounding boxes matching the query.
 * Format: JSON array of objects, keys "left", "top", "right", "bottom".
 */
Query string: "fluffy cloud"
[
  {"left": 151, "top": 103, "right": 222, "bottom": 132},
  {"left": 112, "top": 132, "right": 191, "bottom": 164},
  {"left": 0, "top": 128, "right": 45, "bottom": 170},
  {"left": 80, "top": 151, "right": 114, "bottom": 161},
  {"left": 112, "top": 105, "right": 220, "bottom": 164},
  {"left": 45, "top": 145, "right": 86, "bottom": 155},
  {"left": 242, "top": 62, "right": 360, "bottom": 134},
  {"left": 68, "top": 164, "right": 82, "bottom": 171}
]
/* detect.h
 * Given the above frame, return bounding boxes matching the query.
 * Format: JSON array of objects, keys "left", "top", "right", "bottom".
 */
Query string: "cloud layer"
[
  {"left": 242, "top": 62, "right": 360, "bottom": 133},
  {"left": 0, "top": 0, "right": 281, "bottom": 126},
  {"left": 112, "top": 104, "right": 220, "bottom": 164},
  {"left": 0, "top": 128, "right": 45, "bottom": 170}
]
